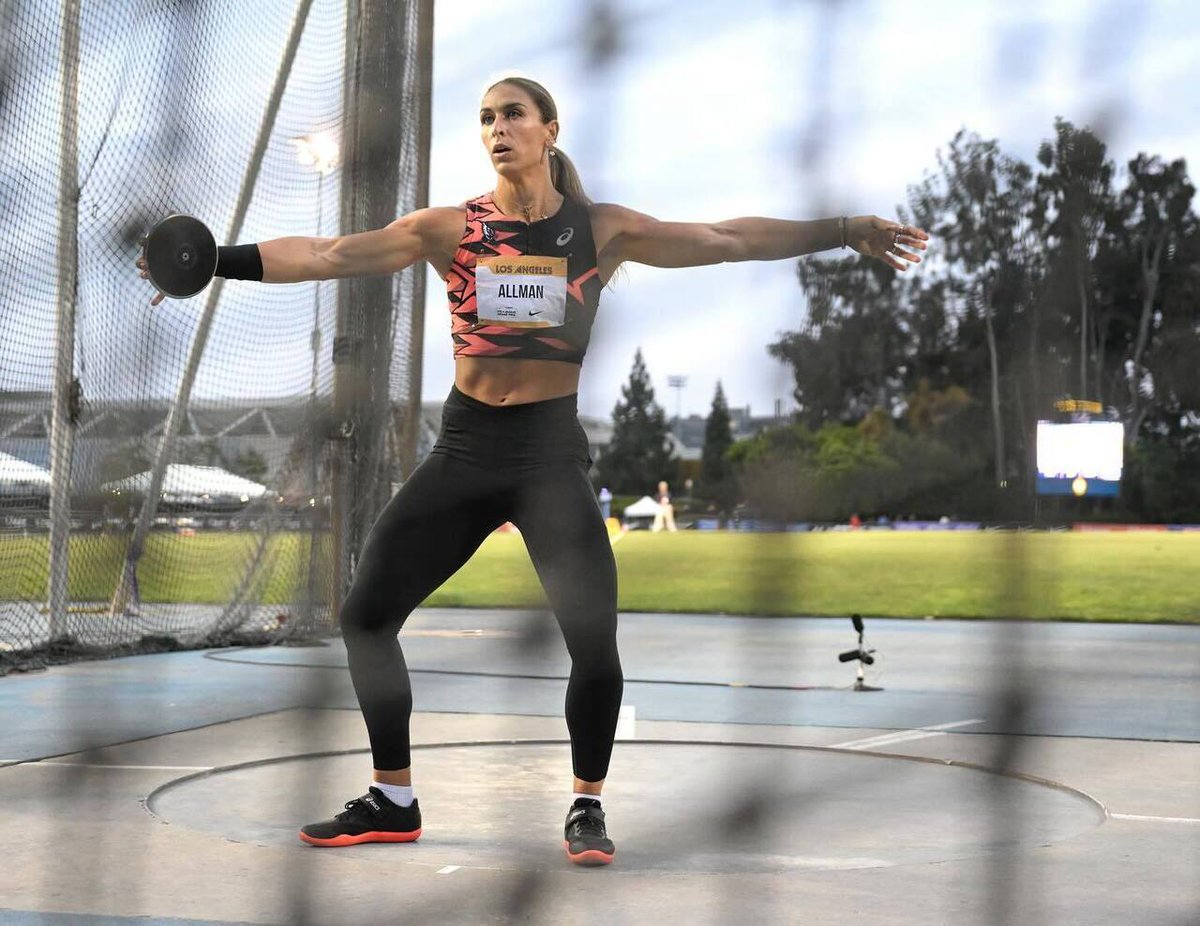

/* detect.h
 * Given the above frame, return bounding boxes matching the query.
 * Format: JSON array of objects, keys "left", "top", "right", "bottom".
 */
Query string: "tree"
[
  {"left": 770, "top": 257, "right": 908, "bottom": 428},
  {"left": 764, "top": 117, "right": 1199, "bottom": 523},
  {"left": 730, "top": 415, "right": 977, "bottom": 523},
  {"left": 908, "top": 129, "right": 1039, "bottom": 486},
  {"left": 1109, "top": 154, "right": 1196, "bottom": 441},
  {"left": 1034, "top": 118, "right": 1116, "bottom": 401},
  {"left": 700, "top": 381, "right": 737, "bottom": 516},
  {"left": 595, "top": 349, "right": 676, "bottom": 495},
  {"left": 1148, "top": 215, "right": 1200, "bottom": 426}
]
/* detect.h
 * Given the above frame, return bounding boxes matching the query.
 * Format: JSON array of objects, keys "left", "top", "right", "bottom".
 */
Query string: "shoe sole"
[
  {"left": 299, "top": 828, "right": 421, "bottom": 847},
  {"left": 563, "top": 840, "right": 614, "bottom": 866}
]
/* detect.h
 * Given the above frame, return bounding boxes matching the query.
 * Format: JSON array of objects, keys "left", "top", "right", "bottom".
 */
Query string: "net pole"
[
  {"left": 395, "top": 0, "right": 433, "bottom": 481},
  {"left": 47, "top": 0, "right": 82, "bottom": 640},
  {"left": 327, "top": 0, "right": 432, "bottom": 621},
  {"left": 329, "top": 0, "right": 359, "bottom": 626},
  {"left": 304, "top": 170, "right": 326, "bottom": 629},
  {"left": 109, "top": 0, "right": 317, "bottom": 616}
]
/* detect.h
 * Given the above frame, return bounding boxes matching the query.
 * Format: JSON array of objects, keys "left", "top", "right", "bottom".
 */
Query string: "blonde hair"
[{"left": 484, "top": 76, "right": 591, "bottom": 204}]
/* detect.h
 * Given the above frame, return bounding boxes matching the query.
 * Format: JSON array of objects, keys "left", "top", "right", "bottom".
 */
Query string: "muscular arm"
[
  {"left": 592, "top": 204, "right": 926, "bottom": 279},
  {"left": 257, "top": 206, "right": 462, "bottom": 283}
]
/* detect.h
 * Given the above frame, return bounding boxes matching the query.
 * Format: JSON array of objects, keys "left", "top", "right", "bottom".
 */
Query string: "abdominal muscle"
[{"left": 454, "top": 356, "right": 582, "bottom": 406}]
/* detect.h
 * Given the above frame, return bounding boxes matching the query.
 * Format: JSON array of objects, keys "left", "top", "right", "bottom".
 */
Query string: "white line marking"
[
  {"left": 832, "top": 719, "right": 985, "bottom": 750},
  {"left": 437, "top": 866, "right": 461, "bottom": 875},
  {"left": 616, "top": 704, "right": 636, "bottom": 740},
  {"left": 687, "top": 853, "right": 893, "bottom": 870},
  {"left": 3, "top": 762, "right": 212, "bottom": 771},
  {"left": 1110, "top": 813, "right": 1200, "bottom": 825}
]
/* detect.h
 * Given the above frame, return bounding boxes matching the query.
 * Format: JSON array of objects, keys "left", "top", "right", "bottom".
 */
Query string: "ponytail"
[{"left": 549, "top": 146, "right": 590, "bottom": 204}]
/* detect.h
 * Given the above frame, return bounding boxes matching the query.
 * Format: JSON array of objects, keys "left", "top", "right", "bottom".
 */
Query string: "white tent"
[
  {"left": 0, "top": 451, "right": 51, "bottom": 496},
  {"left": 102, "top": 464, "right": 267, "bottom": 506},
  {"left": 622, "top": 495, "right": 662, "bottom": 518}
]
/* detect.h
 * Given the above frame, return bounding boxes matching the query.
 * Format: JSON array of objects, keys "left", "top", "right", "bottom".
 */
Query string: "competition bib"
[{"left": 475, "top": 255, "right": 568, "bottom": 328}]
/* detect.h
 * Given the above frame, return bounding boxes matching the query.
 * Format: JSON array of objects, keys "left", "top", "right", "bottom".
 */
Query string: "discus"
[{"left": 142, "top": 214, "right": 218, "bottom": 299}]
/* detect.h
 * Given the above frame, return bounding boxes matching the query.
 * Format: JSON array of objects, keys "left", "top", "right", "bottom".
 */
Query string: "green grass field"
[{"left": 1, "top": 530, "right": 1196, "bottom": 622}]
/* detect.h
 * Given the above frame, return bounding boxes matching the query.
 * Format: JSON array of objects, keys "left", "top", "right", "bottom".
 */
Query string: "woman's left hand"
[{"left": 846, "top": 216, "right": 930, "bottom": 271}]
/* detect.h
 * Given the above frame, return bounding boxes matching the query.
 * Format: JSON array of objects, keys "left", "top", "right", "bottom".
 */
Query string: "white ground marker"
[
  {"left": 437, "top": 866, "right": 461, "bottom": 875},
  {"left": 1, "top": 761, "right": 212, "bottom": 771},
  {"left": 615, "top": 704, "right": 636, "bottom": 740},
  {"left": 832, "top": 719, "right": 985, "bottom": 750},
  {"left": 1110, "top": 813, "right": 1200, "bottom": 825}
]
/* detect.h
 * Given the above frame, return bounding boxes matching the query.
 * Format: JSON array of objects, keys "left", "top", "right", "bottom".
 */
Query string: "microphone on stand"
[{"left": 839, "top": 613, "right": 881, "bottom": 691}]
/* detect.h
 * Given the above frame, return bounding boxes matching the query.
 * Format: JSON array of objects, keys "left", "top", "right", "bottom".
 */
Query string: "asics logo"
[{"left": 556, "top": 228, "right": 574, "bottom": 246}]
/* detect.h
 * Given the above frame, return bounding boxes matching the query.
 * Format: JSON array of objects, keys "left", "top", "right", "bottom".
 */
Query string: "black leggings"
[{"left": 340, "top": 385, "right": 623, "bottom": 782}]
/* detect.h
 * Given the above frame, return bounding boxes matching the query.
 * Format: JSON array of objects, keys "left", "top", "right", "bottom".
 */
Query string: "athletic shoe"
[
  {"left": 299, "top": 787, "right": 422, "bottom": 847},
  {"left": 563, "top": 798, "right": 615, "bottom": 865}
]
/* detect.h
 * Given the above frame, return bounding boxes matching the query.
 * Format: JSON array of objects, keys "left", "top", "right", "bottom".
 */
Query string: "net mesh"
[{"left": 0, "top": 0, "right": 431, "bottom": 673}]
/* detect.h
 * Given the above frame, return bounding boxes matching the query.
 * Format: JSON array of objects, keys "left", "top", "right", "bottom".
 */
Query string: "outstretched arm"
[
  {"left": 593, "top": 203, "right": 929, "bottom": 279},
  {"left": 258, "top": 206, "right": 462, "bottom": 283},
  {"left": 137, "top": 206, "right": 461, "bottom": 305}
]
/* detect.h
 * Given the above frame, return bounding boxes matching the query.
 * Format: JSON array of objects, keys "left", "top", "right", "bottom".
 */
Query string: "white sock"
[
  {"left": 373, "top": 781, "right": 415, "bottom": 808},
  {"left": 573, "top": 791, "right": 602, "bottom": 805}
]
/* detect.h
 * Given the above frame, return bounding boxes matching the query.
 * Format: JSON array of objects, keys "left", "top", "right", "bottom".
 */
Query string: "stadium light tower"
[
  {"left": 293, "top": 132, "right": 340, "bottom": 402},
  {"left": 295, "top": 132, "right": 340, "bottom": 626},
  {"left": 667, "top": 375, "right": 687, "bottom": 422}
]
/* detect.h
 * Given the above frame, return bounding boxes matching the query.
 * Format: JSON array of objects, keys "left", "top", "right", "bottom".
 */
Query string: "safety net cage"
[{"left": 0, "top": 0, "right": 433, "bottom": 673}]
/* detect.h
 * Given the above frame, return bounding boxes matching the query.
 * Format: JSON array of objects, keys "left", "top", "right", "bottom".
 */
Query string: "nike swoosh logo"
[{"left": 528, "top": 310, "right": 544, "bottom": 316}]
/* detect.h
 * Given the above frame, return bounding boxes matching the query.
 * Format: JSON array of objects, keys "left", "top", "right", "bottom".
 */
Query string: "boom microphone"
[{"left": 842, "top": 612, "right": 882, "bottom": 691}]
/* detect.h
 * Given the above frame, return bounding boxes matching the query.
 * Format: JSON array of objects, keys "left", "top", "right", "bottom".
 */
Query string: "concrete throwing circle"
[{"left": 147, "top": 740, "right": 1104, "bottom": 874}]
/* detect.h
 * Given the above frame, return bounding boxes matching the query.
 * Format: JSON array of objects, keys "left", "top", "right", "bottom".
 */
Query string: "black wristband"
[{"left": 215, "top": 243, "right": 263, "bottom": 281}]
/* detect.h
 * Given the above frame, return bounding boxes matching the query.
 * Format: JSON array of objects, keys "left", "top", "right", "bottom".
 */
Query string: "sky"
[
  {"left": 420, "top": 0, "right": 1200, "bottom": 420},
  {"left": 3, "top": 0, "right": 1197, "bottom": 424}
]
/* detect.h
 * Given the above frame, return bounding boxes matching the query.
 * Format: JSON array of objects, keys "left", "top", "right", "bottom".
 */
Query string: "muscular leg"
[
  {"left": 340, "top": 453, "right": 503, "bottom": 773},
  {"left": 514, "top": 464, "right": 623, "bottom": 786}
]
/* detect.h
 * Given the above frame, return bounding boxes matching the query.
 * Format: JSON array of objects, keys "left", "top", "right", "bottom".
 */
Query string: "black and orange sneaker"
[
  {"left": 563, "top": 798, "right": 615, "bottom": 866},
  {"left": 299, "top": 787, "right": 422, "bottom": 847}
]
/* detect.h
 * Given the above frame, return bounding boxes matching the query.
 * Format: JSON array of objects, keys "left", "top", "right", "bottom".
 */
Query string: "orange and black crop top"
[{"left": 445, "top": 192, "right": 602, "bottom": 364}]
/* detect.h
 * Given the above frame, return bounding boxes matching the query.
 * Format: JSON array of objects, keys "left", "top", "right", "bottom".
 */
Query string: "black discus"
[{"left": 142, "top": 214, "right": 218, "bottom": 299}]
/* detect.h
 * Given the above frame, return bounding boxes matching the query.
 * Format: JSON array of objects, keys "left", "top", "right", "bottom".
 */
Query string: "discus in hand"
[{"left": 141, "top": 214, "right": 218, "bottom": 299}]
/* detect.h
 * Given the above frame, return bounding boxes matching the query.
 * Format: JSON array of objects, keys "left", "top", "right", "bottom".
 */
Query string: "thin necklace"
[{"left": 495, "top": 192, "right": 558, "bottom": 222}]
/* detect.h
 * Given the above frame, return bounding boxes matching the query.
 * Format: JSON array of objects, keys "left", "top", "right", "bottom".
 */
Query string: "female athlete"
[{"left": 138, "top": 76, "right": 929, "bottom": 866}]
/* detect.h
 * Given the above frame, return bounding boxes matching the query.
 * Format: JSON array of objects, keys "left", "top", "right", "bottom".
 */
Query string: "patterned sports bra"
[{"left": 445, "top": 192, "right": 603, "bottom": 365}]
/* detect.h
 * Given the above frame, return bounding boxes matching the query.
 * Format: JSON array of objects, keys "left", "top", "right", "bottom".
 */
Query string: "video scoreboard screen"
[{"left": 1035, "top": 421, "right": 1124, "bottom": 497}]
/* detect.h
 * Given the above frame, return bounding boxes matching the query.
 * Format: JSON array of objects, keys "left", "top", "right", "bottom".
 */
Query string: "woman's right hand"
[{"left": 135, "top": 255, "right": 167, "bottom": 306}]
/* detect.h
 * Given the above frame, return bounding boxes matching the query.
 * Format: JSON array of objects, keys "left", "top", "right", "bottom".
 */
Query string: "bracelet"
[
  {"left": 215, "top": 243, "right": 264, "bottom": 281},
  {"left": 839, "top": 216, "right": 847, "bottom": 249}
]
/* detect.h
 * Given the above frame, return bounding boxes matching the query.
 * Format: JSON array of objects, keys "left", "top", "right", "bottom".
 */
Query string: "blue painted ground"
[{"left": 2, "top": 610, "right": 1197, "bottom": 765}]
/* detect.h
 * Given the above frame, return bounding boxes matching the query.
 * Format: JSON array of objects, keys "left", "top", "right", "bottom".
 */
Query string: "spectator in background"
[
  {"left": 598, "top": 486, "right": 612, "bottom": 520},
  {"left": 652, "top": 480, "right": 677, "bottom": 532}
]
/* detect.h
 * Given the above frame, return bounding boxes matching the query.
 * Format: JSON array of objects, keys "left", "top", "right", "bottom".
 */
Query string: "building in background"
[
  {"left": 667, "top": 402, "right": 788, "bottom": 480},
  {"left": 0, "top": 392, "right": 614, "bottom": 502}
]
